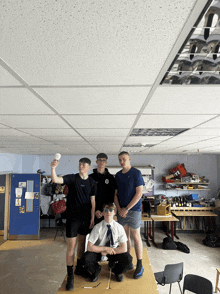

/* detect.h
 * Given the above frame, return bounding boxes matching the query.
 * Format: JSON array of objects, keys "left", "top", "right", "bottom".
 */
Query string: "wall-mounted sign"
[
  {"left": 16, "top": 188, "right": 22, "bottom": 198},
  {"left": 15, "top": 199, "right": 21, "bottom": 206},
  {"left": 25, "top": 192, "right": 34, "bottom": 199},
  {"left": 0, "top": 186, "right": 5, "bottom": 193},
  {"left": 19, "top": 182, "right": 26, "bottom": 188}
]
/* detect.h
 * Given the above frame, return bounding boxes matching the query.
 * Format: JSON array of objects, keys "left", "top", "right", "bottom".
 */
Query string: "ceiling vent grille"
[{"left": 130, "top": 128, "right": 189, "bottom": 136}]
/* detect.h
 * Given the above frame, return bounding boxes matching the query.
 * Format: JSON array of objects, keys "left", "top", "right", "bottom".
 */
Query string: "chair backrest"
[
  {"left": 163, "top": 262, "right": 183, "bottom": 284},
  {"left": 183, "top": 274, "right": 213, "bottom": 294}
]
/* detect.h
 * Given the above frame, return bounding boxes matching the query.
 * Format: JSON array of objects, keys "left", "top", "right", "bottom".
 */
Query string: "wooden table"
[
  {"left": 171, "top": 207, "right": 217, "bottom": 231},
  {"left": 150, "top": 215, "right": 179, "bottom": 247},
  {"left": 141, "top": 214, "right": 152, "bottom": 247}
]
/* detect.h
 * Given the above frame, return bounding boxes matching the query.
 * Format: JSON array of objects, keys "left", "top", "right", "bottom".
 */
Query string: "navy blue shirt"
[
  {"left": 115, "top": 167, "right": 145, "bottom": 212},
  {"left": 63, "top": 173, "right": 97, "bottom": 221}
]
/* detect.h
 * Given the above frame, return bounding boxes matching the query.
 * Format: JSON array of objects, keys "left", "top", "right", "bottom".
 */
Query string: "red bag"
[{"left": 51, "top": 199, "right": 66, "bottom": 214}]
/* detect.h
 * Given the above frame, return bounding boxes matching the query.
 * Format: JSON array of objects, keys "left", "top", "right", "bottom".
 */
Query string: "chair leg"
[
  {"left": 169, "top": 283, "right": 172, "bottom": 294},
  {"left": 54, "top": 229, "right": 58, "bottom": 241},
  {"left": 178, "top": 282, "right": 183, "bottom": 294}
]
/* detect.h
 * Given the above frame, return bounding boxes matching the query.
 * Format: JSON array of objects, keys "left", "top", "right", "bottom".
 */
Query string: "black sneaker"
[
  {"left": 126, "top": 263, "right": 134, "bottom": 270},
  {"left": 66, "top": 275, "right": 74, "bottom": 291},
  {"left": 115, "top": 273, "right": 124, "bottom": 282},
  {"left": 133, "top": 266, "right": 144, "bottom": 279},
  {"left": 90, "top": 265, "right": 101, "bottom": 282}
]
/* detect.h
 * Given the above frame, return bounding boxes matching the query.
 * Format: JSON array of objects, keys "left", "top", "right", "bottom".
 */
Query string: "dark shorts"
[{"left": 66, "top": 219, "right": 91, "bottom": 238}]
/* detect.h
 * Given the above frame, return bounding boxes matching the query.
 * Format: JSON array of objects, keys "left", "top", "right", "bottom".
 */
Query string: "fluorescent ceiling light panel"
[
  {"left": 161, "top": 0, "right": 220, "bottom": 85},
  {"left": 130, "top": 128, "right": 189, "bottom": 136}
]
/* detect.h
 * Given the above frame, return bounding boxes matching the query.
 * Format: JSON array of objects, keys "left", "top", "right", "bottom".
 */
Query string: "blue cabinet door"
[{"left": 9, "top": 174, "right": 40, "bottom": 239}]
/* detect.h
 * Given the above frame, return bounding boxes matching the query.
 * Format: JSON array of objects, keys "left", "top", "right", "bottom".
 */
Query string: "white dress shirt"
[{"left": 88, "top": 219, "right": 127, "bottom": 248}]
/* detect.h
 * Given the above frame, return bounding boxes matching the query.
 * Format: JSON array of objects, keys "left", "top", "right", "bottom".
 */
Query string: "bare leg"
[
  {"left": 123, "top": 224, "right": 131, "bottom": 254},
  {"left": 66, "top": 237, "right": 77, "bottom": 266},
  {"left": 131, "top": 227, "right": 143, "bottom": 260}
]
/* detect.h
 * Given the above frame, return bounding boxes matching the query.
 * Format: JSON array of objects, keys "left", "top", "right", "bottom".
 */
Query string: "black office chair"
[
  {"left": 183, "top": 274, "right": 213, "bottom": 294},
  {"left": 154, "top": 262, "right": 183, "bottom": 294}
]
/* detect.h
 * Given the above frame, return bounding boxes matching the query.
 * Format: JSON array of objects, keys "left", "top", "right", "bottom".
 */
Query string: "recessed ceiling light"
[
  {"left": 123, "top": 144, "right": 154, "bottom": 148},
  {"left": 130, "top": 128, "right": 189, "bottom": 136},
  {"left": 161, "top": 0, "right": 220, "bottom": 85}
]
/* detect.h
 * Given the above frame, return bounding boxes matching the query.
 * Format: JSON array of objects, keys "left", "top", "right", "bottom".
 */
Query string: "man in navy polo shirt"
[{"left": 114, "top": 151, "right": 145, "bottom": 279}]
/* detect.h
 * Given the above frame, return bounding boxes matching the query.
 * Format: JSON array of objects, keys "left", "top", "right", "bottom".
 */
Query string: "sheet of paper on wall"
[
  {"left": 25, "top": 192, "right": 34, "bottom": 199},
  {"left": 19, "top": 182, "right": 26, "bottom": 188},
  {"left": 16, "top": 187, "right": 22, "bottom": 198},
  {"left": 15, "top": 199, "right": 21, "bottom": 206}
]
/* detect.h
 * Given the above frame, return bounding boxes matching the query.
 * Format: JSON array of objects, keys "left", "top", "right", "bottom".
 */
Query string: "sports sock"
[
  {"left": 137, "top": 259, "right": 142, "bottom": 268},
  {"left": 67, "top": 265, "right": 73, "bottom": 277}
]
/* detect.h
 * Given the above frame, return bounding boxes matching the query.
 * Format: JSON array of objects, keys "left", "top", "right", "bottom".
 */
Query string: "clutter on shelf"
[{"left": 162, "top": 163, "right": 210, "bottom": 191}]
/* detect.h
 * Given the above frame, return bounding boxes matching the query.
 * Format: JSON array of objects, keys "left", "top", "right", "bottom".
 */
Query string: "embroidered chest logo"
[{"left": 105, "top": 179, "right": 109, "bottom": 184}]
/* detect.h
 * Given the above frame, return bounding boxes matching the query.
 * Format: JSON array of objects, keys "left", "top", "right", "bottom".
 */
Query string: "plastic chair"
[
  {"left": 183, "top": 274, "right": 213, "bottom": 294},
  {"left": 154, "top": 262, "right": 183, "bottom": 294}
]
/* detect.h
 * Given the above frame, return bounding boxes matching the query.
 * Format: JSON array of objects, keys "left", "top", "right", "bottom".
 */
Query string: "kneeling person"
[{"left": 81, "top": 203, "right": 132, "bottom": 282}]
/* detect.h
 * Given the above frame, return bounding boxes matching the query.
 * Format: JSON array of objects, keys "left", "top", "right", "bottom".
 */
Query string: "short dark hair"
[
  {"left": 79, "top": 157, "right": 91, "bottom": 165},
  {"left": 118, "top": 151, "right": 129, "bottom": 157},
  {"left": 97, "top": 153, "right": 108, "bottom": 160}
]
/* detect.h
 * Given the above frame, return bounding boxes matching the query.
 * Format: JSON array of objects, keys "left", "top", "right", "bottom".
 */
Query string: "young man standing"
[
  {"left": 114, "top": 151, "right": 145, "bottom": 279},
  {"left": 51, "top": 157, "right": 96, "bottom": 291},
  {"left": 80, "top": 203, "right": 132, "bottom": 282},
  {"left": 90, "top": 153, "right": 117, "bottom": 224}
]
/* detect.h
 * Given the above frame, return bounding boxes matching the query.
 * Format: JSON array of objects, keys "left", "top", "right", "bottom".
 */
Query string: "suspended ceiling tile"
[
  {"left": 167, "top": 135, "right": 217, "bottom": 142},
  {"left": 0, "top": 89, "right": 54, "bottom": 114},
  {"left": 135, "top": 114, "right": 216, "bottom": 128},
  {"left": 125, "top": 136, "right": 171, "bottom": 144},
  {"left": 20, "top": 128, "right": 80, "bottom": 137},
  {"left": 77, "top": 129, "right": 130, "bottom": 137},
  {"left": 0, "top": 66, "right": 22, "bottom": 86},
  {"left": 0, "top": 0, "right": 198, "bottom": 85},
  {"left": 177, "top": 128, "right": 220, "bottom": 137},
  {"left": 196, "top": 116, "right": 220, "bottom": 128},
  {"left": 45, "top": 137, "right": 86, "bottom": 144},
  {"left": 143, "top": 86, "right": 220, "bottom": 114},
  {"left": 0, "top": 124, "right": 9, "bottom": 128},
  {"left": 37, "top": 87, "right": 150, "bottom": 114},
  {"left": 86, "top": 137, "right": 125, "bottom": 143},
  {"left": 0, "top": 129, "right": 31, "bottom": 137},
  {"left": 63, "top": 115, "right": 136, "bottom": 128},
  {"left": 0, "top": 115, "right": 69, "bottom": 129}
]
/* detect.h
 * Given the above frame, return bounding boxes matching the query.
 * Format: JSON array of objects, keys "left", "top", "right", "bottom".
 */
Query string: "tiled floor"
[{"left": 0, "top": 228, "right": 219, "bottom": 294}]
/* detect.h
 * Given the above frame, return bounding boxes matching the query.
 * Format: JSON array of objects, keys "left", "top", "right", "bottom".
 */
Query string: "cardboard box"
[{"left": 157, "top": 203, "right": 171, "bottom": 216}]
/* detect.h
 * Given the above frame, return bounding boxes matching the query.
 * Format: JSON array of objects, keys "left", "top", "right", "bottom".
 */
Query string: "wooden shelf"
[
  {"left": 166, "top": 189, "right": 210, "bottom": 191},
  {"left": 171, "top": 182, "right": 209, "bottom": 185}
]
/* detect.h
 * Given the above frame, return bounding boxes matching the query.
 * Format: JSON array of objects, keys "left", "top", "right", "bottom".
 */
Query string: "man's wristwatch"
[{"left": 125, "top": 206, "right": 129, "bottom": 211}]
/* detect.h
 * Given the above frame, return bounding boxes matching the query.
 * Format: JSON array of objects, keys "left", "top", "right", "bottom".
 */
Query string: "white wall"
[
  {"left": 0, "top": 153, "right": 22, "bottom": 174},
  {"left": 22, "top": 155, "right": 40, "bottom": 173}
]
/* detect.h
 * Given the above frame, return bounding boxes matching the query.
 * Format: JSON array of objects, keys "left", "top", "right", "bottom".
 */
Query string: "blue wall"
[{"left": 0, "top": 153, "right": 219, "bottom": 198}]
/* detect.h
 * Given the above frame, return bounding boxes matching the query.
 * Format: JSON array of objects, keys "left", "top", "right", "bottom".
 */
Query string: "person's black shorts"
[{"left": 66, "top": 219, "right": 91, "bottom": 238}]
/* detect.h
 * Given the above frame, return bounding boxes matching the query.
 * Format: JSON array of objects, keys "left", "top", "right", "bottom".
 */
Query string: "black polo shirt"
[{"left": 63, "top": 173, "right": 97, "bottom": 221}]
